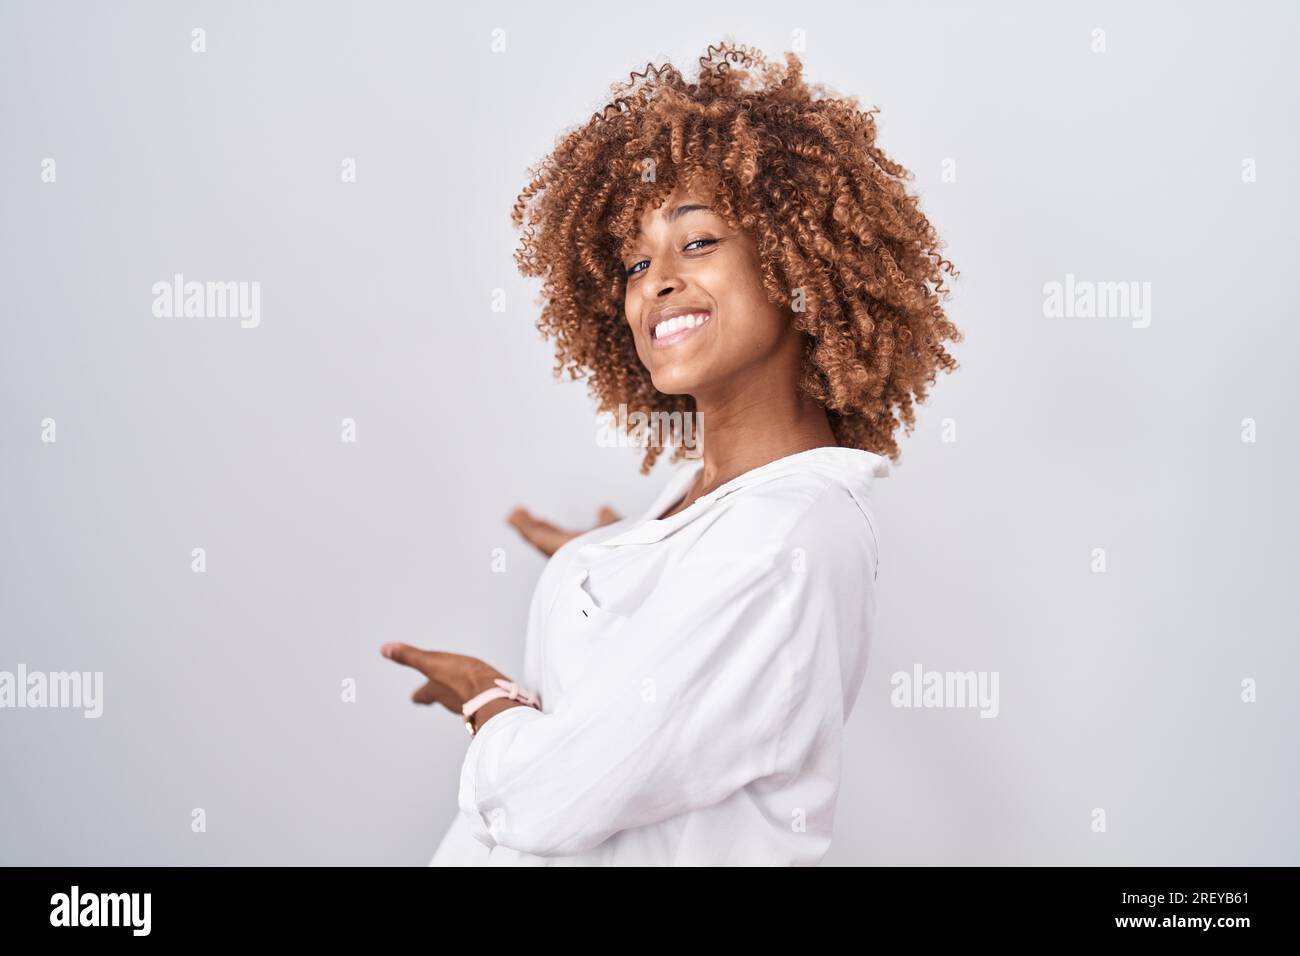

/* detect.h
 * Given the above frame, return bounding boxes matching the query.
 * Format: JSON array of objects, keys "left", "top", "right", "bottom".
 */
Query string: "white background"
[{"left": 1, "top": 0, "right": 1296, "bottom": 864}]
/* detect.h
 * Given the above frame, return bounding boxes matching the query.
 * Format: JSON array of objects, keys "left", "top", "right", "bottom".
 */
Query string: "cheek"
[
  {"left": 625, "top": 311, "right": 648, "bottom": 359},
  {"left": 706, "top": 262, "right": 787, "bottom": 351}
]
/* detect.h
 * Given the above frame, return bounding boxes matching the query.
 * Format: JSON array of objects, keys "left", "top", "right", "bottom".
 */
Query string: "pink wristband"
[{"left": 461, "top": 679, "right": 542, "bottom": 736}]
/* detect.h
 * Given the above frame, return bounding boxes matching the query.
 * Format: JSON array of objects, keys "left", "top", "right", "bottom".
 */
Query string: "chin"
[{"left": 649, "top": 367, "right": 703, "bottom": 396}]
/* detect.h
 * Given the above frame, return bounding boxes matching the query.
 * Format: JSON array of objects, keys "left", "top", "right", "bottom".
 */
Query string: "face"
[{"left": 621, "top": 186, "right": 801, "bottom": 399}]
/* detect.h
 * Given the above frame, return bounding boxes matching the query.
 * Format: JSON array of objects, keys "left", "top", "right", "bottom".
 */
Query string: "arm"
[{"left": 456, "top": 512, "right": 860, "bottom": 857}]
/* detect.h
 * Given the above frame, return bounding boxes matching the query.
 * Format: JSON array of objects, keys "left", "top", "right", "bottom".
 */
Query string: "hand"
[
  {"left": 380, "top": 643, "right": 523, "bottom": 732},
  {"left": 507, "top": 504, "right": 621, "bottom": 558}
]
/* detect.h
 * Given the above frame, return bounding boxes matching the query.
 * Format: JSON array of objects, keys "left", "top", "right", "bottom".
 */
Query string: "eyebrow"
[
  {"left": 667, "top": 202, "right": 712, "bottom": 222},
  {"left": 620, "top": 204, "right": 715, "bottom": 259}
]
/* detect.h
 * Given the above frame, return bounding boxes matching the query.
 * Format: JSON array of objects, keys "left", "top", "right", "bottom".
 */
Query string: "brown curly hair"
[{"left": 511, "top": 39, "right": 962, "bottom": 475}]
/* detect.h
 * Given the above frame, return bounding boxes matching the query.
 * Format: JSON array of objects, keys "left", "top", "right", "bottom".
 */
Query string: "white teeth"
[{"left": 653, "top": 312, "right": 710, "bottom": 339}]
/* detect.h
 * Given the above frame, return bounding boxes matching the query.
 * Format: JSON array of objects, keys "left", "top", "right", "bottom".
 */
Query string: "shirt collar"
[{"left": 577, "top": 446, "right": 891, "bottom": 552}]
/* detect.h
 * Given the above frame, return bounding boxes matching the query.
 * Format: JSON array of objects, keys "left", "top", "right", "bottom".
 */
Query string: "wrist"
[{"left": 468, "top": 697, "right": 528, "bottom": 734}]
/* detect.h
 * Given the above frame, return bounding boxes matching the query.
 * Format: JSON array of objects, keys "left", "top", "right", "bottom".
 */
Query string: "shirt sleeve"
[{"left": 456, "top": 493, "right": 870, "bottom": 857}]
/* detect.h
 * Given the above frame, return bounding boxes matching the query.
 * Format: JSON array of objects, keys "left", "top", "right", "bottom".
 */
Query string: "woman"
[{"left": 382, "top": 39, "right": 961, "bottom": 865}]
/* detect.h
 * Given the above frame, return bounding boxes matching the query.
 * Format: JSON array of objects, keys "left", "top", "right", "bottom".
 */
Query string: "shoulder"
[{"left": 687, "top": 471, "right": 880, "bottom": 580}]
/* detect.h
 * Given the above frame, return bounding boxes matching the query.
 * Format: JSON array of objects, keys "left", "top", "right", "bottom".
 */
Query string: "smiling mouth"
[{"left": 651, "top": 311, "right": 712, "bottom": 348}]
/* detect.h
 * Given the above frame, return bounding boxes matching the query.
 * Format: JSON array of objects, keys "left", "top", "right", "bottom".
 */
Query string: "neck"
[{"left": 689, "top": 385, "right": 837, "bottom": 493}]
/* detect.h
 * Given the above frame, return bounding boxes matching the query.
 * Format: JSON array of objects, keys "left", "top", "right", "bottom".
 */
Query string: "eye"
[{"left": 623, "top": 238, "right": 718, "bottom": 279}]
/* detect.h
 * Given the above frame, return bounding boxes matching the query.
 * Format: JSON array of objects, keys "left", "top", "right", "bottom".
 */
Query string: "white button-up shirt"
[{"left": 428, "top": 446, "right": 889, "bottom": 866}]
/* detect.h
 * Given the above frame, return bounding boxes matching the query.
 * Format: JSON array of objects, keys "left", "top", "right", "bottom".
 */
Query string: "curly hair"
[{"left": 511, "top": 39, "right": 962, "bottom": 475}]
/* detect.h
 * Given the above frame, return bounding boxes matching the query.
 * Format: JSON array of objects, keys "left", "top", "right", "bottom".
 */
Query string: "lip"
[{"left": 646, "top": 305, "right": 712, "bottom": 349}]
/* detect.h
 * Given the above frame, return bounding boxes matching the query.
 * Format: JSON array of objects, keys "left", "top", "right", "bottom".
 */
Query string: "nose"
[{"left": 642, "top": 260, "right": 682, "bottom": 300}]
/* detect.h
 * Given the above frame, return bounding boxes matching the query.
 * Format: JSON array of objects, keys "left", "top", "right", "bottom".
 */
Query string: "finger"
[
  {"left": 595, "top": 505, "right": 622, "bottom": 526},
  {"left": 412, "top": 679, "right": 452, "bottom": 708},
  {"left": 507, "top": 507, "right": 571, "bottom": 557},
  {"left": 507, "top": 506, "right": 563, "bottom": 536},
  {"left": 380, "top": 642, "right": 451, "bottom": 676}
]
